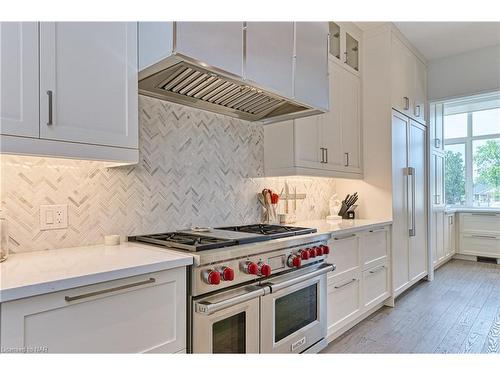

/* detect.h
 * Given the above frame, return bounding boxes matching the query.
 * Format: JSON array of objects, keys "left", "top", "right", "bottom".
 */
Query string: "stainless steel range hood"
[
  {"left": 138, "top": 22, "right": 329, "bottom": 124},
  {"left": 139, "top": 60, "right": 310, "bottom": 123}
]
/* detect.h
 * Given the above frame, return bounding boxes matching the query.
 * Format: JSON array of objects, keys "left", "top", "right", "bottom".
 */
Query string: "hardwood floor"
[{"left": 322, "top": 259, "right": 500, "bottom": 353}]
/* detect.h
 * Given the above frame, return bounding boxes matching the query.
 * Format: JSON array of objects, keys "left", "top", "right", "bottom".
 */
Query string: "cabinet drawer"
[
  {"left": 459, "top": 234, "right": 500, "bottom": 257},
  {"left": 360, "top": 228, "right": 388, "bottom": 269},
  {"left": 0, "top": 268, "right": 186, "bottom": 353},
  {"left": 363, "top": 264, "right": 389, "bottom": 309},
  {"left": 460, "top": 213, "right": 500, "bottom": 235},
  {"left": 326, "top": 233, "right": 360, "bottom": 280},
  {"left": 327, "top": 274, "right": 361, "bottom": 335}
]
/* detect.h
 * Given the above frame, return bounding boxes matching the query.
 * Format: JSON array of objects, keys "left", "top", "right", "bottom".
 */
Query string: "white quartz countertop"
[
  {"left": 0, "top": 242, "right": 193, "bottom": 303},
  {"left": 294, "top": 218, "right": 392, "bottom": 236}
]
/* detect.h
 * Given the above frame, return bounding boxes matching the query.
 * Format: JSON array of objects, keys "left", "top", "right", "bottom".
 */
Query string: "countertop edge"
[
  {"left": 0, "top": 256, "right": 193, "bottom": 303},
  {"left": 294, "top": 219, "right": 393, "bottom": 237}
]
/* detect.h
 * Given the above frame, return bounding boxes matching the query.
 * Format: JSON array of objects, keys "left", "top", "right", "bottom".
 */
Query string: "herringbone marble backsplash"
[{"left": 1, "top": 96, "right": 336, "bottom": 253}]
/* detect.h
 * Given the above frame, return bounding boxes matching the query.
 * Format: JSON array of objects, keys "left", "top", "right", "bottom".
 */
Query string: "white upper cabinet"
[
  {"left": 294, "top": 115, "right": 321, "bottom": 166},
  {"left": 39, "top": 22, "right": 138, "bottom": 149},
  {"left": 245, "top": 22, "right": 294, "bottom": 98},
  {"left": 264, "top": 48, "right": 362, "bottom": 178},
  {"left": 340, "top": 66, "right": 362, "bottom": 172},
  {"left": 0, "top": 22, "right": 39, "bottom": 137},
  {"left": 391, "top": 34, "right": 427, "bottom": 123},
  {"left": 328, "top": 22, "right": 361, "bottom": 75},
  {"left": 175, "top": 22, "right": 243, "bottom": 77},
  {"left": 320, "top": 62, "right": 343, "bottom": 170},
  {"left": 295, "top": 22, "right": 329, "bottom": 111}
]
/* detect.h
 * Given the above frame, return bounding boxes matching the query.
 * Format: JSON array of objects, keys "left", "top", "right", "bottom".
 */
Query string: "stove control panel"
[{"left": 194, "top": 239, "right": 330, "bottom": 294}]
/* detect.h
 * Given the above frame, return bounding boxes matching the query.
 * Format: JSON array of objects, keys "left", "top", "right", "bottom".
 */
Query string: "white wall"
[{"left": 428, "top": 44, "right": 500, "bottom": 101}]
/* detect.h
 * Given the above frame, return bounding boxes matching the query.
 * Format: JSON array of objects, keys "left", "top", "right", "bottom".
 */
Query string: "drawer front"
[
  {"left": 0, "top": 268, "right": 186, "bottom": 353},
  {"left": 460, "top": 213, "right": 500, "bottom": 235},
  {"left": 360, "top": 228, "right": 388, "bottom": 269},
  {"left": 327, "top": 274, "right": 361, "bottom": 335},
  {"left": 363, "top": 264, "right": 389, "bottom": 309},
  {"left": 459, "top": 234, "right": 500, "bottom": 257},
  {"left": 326, "top": 234, "right": 360, "bottom": 280}
]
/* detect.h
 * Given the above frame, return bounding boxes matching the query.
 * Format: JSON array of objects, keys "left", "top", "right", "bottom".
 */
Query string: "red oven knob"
[
  {"left": 287, "top": 255, "right": 302, "bottom": 268},
  {"left": 309, "top": 247, "right": 317, "bottom": 258},
  {"left": 321, "top": 245, "right": 330, "bottom": 255},
  {"left": 259, "top": 263, "right": 272, "bottom": 277},
  {"left": 242, "top": 261, "right": 258, "bottom": 275},
  {"left": 204, "top": 270, "right": 221, "bottom": 285},
  {"left": 221, "top": 267, "right": 235, "bottom": 281},
  {"left": 300, "top": 249, "right": 310, "bottom": 260},
  {"left": 315, "top": 246, "right": 324, "bottom": 256}
]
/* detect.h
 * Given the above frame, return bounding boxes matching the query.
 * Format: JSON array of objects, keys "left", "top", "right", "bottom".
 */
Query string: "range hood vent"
[{"left": 139, "top": 61, "right": 310, "bottom": 123}]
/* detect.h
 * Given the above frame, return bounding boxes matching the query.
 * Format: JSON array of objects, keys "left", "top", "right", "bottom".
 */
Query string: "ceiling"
[{"left": 393, "top": 22, "right": 500, "bottom": 61}]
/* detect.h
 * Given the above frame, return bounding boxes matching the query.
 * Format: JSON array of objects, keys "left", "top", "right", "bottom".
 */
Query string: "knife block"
[{"left": 341, "top": 211, "right": 355, "bottom": 220}]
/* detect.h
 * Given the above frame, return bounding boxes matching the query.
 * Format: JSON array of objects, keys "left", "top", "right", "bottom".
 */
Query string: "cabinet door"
[
  {"left": 431, "top": 211, "right": 438, "bottom": 263},
  {"left": 295, "top": 22, "right": 329, "bottom": 110},
  {"left": 0, "top": 269, "right": 186, "bottom": 353},
  {"left": 449, "top": 215, "right": 456, "bottom": 256},
  {"left": 434, "top": 103, "right": 444, "bottom": 151},
  {"left": 294, "top": 115, "right": 322, "bottom": 167},
  {"left": 391, "top": 111, "right": 410, "bottom": 293},
  {"left": 327, "top": 276, "right": 361, "bottom": 336},
  {"left": 176, "top": 22, "right": 243, "bottom": 77},
  {"left": 434, "top": 153, "right": 445, "bottom": 207},
  {"left": 320, "top": 61, "right": 343, "bottom": 170},
  {"left": 340, "top": 67, "right": 362, "bottom": 173},
  {"left": 245, "top": 22, "right": 293, "bottom": 97},
  {"left": 0, "top": 22, "right": 39, "bottom": 137},
  {"left": 413, "top": 57, "right": 426, "bottom": 124},
  {"left": 391, "top": 36, "right": 413, "bottom": 116},
  {"left": 408, "top": 121, "right": 427, "bottom": 282},
  {"left": 39, "top": 22, "right": 138, "bottom": 148},
  {"left": 435, "top": 210, "right": 445, "bottom": 261},
  {"left": 363, "top": 264, "right": 390, "bottom": 309},
  {"left": 327, "top": 233, "right": 360, "bottom": 281}
]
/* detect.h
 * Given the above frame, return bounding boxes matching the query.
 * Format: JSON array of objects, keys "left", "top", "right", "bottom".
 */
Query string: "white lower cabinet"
[
  {"left": 326, "top": 226, "right": 391, "bottom": 341},
  {"left": 327, "top": 274, "right": 361, "bottom": 336},
  {"left": 0, "top": 268, "right": 186, "bottom": 353},
  {"left": 362, "top": 264, "right": 390, "bottom": 309}
]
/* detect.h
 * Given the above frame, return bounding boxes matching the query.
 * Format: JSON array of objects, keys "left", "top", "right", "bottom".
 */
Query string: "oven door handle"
[
  {"left": 267, "top": 263, "right": 335, "bottom": 293},
  {"left": 194, "top": 287, "right": 266, "bottom": 315}
]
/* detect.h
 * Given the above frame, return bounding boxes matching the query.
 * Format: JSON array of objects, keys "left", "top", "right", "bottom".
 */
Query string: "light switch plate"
[{"left": 40, "top": 204, "right": 68, "bottom": 230}]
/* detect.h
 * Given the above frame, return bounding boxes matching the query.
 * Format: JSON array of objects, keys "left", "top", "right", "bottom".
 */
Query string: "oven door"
[
  {"left": 260, "top": 263, "right": 334, "bottom": 353},
  {"left": 192, "top": 284, "right": 267, "bottom": 353}
]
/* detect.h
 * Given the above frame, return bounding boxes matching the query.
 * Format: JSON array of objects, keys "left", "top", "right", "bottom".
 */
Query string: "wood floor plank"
[{"left": 322, "top": 259, "right": 500, "bottom": 354}]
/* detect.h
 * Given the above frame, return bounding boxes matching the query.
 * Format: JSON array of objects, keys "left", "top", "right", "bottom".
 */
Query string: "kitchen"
[{"left": 1, "top": 1, "right": 500, "bottom": 372}]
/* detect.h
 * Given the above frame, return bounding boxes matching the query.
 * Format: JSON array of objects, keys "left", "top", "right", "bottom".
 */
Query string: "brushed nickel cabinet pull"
[
  {"left": 403, "top": 96, "right": 410, "bottom": 110},
  {"left": 369, "top": 265, "right": 385, "bottom": 274},
  {"left": 46, "top": 90, "right": 53, "bottom": 125},
  {"left": 471, "top": 235, "right": 497, "bottom": 239},
  {"left": 414, "top": 105, "right": 421, "bottom": 117},
  {"left": 325, "top": 148, "right": 328, "bottom": 163},
  {"left": 334, "top": 278, "right": 357, "bottom": 289},
  {"left": 369, "top": 227, "right": 386, "bottom": 233},
  {"left": 65, "top": 277, "right": 156, "bottom": 302},
  {"left": 344, "top": 152, "right": 349, "bottom": 167},
  {"left": 334, "top": 233, "right": 356, "bottom": 241}
]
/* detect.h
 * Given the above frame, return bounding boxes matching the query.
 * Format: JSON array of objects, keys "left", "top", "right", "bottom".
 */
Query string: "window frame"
[{"left": 444, "top": 110, "right": 500, "bottom": 207}]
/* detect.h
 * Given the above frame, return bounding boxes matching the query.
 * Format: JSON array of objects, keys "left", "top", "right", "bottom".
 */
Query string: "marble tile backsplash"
[{"left": 1, "top": 96, "right": 336, "bottom": 253}]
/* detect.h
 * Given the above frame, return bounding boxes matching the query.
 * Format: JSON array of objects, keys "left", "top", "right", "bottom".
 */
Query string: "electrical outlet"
[{"left": 40, "top": 204, "right": 68, "bottom": 230}]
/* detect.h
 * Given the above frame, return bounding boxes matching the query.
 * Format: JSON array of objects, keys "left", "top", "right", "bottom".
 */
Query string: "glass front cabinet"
[{"left": 328, "top": 22, "right": 361, "bottom": 73}]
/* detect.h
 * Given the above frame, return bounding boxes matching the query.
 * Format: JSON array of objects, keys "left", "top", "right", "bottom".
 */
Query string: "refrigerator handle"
[{"left": 405, "top": 167, "right": 416, "bottom": 237}]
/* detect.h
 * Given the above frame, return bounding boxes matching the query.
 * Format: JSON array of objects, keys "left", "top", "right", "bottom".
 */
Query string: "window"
[{"left": 443, "top": 94, "right": 500, "bottom": 208}]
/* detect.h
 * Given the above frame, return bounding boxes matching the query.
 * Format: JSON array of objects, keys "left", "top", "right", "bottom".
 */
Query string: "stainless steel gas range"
[{"left": 130, "top": 224, "right": 335, "bottom": 354}]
